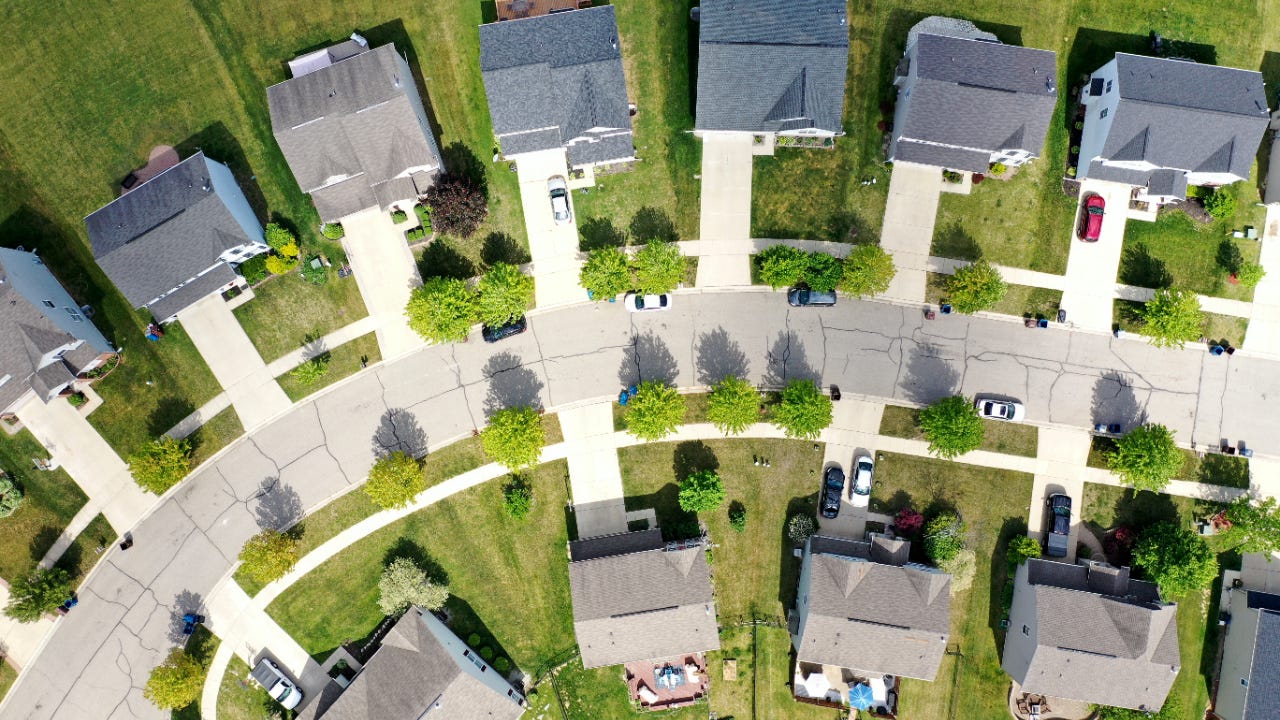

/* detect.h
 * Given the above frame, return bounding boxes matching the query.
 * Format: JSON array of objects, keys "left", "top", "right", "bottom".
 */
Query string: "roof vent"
[
  {"left": 201, "top": 178, "right": 211, "bottom": 192},
  {"left": 393, "top": 74, "right": 401, "bottom": 88},
  {"left": 329, "top": 89, "right": 337, "bottom": 98},
  {"left": 611, "top": 37, "right": 617, "bottom": 50}
]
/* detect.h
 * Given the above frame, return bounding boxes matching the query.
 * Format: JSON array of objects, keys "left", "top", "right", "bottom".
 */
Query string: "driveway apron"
[
  {"left": 515, "top": 149, "right": 585, "bottom": 307},
  {"left": 696, "top": 132, "right": 754, "bottom": 287},
  {"left": 880, "top": 162, "right": 943, "bottom": 302},
  {"left": 339, "top": 206, "right": 425, "bottom": 361}
]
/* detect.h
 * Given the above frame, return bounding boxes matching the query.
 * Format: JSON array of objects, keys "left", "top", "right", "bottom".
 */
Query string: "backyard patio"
[
  {"left": 625, "top": 654, "right": 709, "bottom": 711},
  {"left": 792, "top": 661, "right": 899, "bottom": 717}
]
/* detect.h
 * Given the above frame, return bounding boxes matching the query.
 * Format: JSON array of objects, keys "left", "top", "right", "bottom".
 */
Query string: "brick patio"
[{"left": 625, "top": 654, "right": 709, "bottom": 711}]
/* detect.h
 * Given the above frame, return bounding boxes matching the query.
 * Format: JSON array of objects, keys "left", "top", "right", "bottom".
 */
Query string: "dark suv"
[
  {"left": 1045, "top": 494, "right": 1072, "bottom": 557},
  {"left": 787, "top": 286, "right": 837, "bottom": 307},
  {"left": 481, "top": 316, "right": 527, "bottom": 343},
  {"left": 820, "top": 466, "right": 845, "bottom": 519}
]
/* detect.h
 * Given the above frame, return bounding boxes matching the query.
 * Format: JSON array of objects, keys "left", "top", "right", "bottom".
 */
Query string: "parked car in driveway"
[
  {"left": 624, "top": 292, "right": 671, "bottom": 312},
  {"left": 250, "top": 658, "right": 303, "bottom": 710},
  {"left": 850, "top": 454, "right": 873, "bottom": 507},
  {"left": 481, "top": 316, "right": 527, "bottom": 343},
  {"left": 1078, "top": 193, "right": 1105, "bottom": 242},
  {"left": 821, "top": 465, "right": 845, "bottom": 519},
  {"left": 975, "top": 397, "right": 1025, "bottom": 422},
  {"left": 787, "top": 285, "right": 837, "bottom": 307},
  {"left": 548, "top": 176, "right": 572, "bottom": 225},
  {"left": 1045, "top": 493, "right": 1072, "bottom": 558}
]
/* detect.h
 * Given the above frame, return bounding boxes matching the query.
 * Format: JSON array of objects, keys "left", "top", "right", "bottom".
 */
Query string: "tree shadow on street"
[
  {"left": 899, "top": 342, "right": 960, "bottom": 404},
  {"left": 763, "top": 331, "right": 817, "bottom": 387},
  {"left": 251, "top": 477, "right": 304, "bottom": 532},
  {"left": 371, "top": 409, "right": 428, "bottom": 458},
  {"left": 696, "top": 327, "right": 749, "bottom": 385},
  {"left": 482, "top": 352, "right": 545, "bottom": 416},
  {"left": 1090, "top": 371, "right": 1146, "bottom": 429},
  {"left": 166, "top": 589, "right": 205, "bottom": 644},
  {"left": 619, "top": 332, "right": 679, "bottom": 387}
]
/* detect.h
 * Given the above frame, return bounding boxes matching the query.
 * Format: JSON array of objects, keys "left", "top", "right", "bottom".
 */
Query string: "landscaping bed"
[
  {"left": 276, "top": 332, "right": 382, "bottom": 402},
  {"left": 878, "top": 404, "right": 1039, "bottom": 457}
]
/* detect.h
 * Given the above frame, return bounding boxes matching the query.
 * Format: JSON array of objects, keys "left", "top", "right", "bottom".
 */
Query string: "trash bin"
[
  {"left": 1210, "top": 345, "right": 1225, "bottom": 356},
  {"left": 1037, "top": 318, "right": 1049, "bottom": 329},
  {"left": 830, "top": 385, "right": 841, "bottom": 401},
  {"left": 940, "top": 303, "right": 953, "bottom": 315},
  {"left": 1057, "top": 309, "right": 1067, "bottom": 324}
]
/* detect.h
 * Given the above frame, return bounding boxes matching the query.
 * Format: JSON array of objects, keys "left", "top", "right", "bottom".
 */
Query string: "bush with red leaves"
[
  {"left": 894, "top": 507, "right": 924, "bottom": 536},
  {"left": 423, "top": 175, "right": 488, "bottom": 238}
]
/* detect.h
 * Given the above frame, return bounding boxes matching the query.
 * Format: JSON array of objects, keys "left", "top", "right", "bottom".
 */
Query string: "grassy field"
[
  {"left": 926, "top": 273, "right": 1064, "bottom": 321},
  {"left": 172, "top": 625, "right": 219, "bottom": 720},
  {"left": 0, "top": 659, "right": 15, "bottom": 706},
  {"left": 0, "top": 430, "right": 88, "bottom": 583},
  {"left": 869, "top": 452, "right": 1034, "bottom": 720},
  {"left": 878, "top": 404, "right": 1040, "bottom": 457},
  {"left": 1114, "top": 300, "right": 1250, "bottom": 346},
  {"left": 233, "top": 271, "right": 369, "bottom": 362},
  {"left": 215, "top": 656, "right": 291, "bottom": 720},
  {"left": 276, "top": 332, "right": 382, "bottom": 402},
  {"left": 1121, "top": 199, "right": 1266, "bottom": 301},
  {"left": 56, "top": 514, "right": 116, "bottom": 590},
  {"left": 187, "top": 406, "right": 244, "bottom": 469}
]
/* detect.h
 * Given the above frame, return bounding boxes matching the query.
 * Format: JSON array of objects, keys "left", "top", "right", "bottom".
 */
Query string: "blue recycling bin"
[{"left": 1210, "top": 345, "right": 1225, "bottom": 356}]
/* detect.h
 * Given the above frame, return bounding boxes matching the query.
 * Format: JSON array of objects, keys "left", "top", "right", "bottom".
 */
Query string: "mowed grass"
[
  {"left": 869, "top": 451, "right": 1033, "bottom": 720},
  {"left": 1121, "top": 200, "right": 1265, "bottom": 301},
  {"left": 55, "top": 514, "right": 116, "bottom": 590},
  {"left": 0, "top": 429, "right": 88, "bottom": 583},
  {"left": 187, "top": 406, "right": 244, "bottom": 469},
  {"left": 233, "top": 271, "right": 369, "bottom": 363},
  {"left": 878, "top": 403, "right": 1039, "bottom": 457},
  {"left": 1114, "top": 300, "right": 1251, "bottom": 345},
  {"left": 275, "top": 332, "right": 382, "bottom": 402},
  {"left": 545, "top": 657, "right": 708, "bottom": 720},
  {"left": 926, "top": 272, "right": 1063, "bottom": 321},
  {"left": 0, "top": 660, "right": 17, "bottom": 707}
]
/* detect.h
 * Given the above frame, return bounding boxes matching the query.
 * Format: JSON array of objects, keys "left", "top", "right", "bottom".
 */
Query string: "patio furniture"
[{"left": 637, "top": 684, "right": 659, "bottom": 704}]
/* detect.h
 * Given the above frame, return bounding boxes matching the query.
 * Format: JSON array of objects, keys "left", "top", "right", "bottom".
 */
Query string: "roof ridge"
[{"left": 1120, "top": 95, "right": 1270, "bottom": 119}]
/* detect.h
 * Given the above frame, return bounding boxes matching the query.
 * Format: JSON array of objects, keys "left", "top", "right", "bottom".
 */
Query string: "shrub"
[
  {"left": 1236, "top": 261, "right": 1266, "bottom": 289},
  {"left": 494, "top": 656, "right": 511, "bottom": 673},
  {"left": 728, "top": 503, "right": 748, "bottom": 532},
  {"left": 467, "top": 633, "right": 482, "bottom": 646},
  {"left": 1107, "top": 424, "right": 1183, "bottom": 492},
  {"left": 143, "top": 648, "right": 204, "bottom": 710},
  {"left": 67, "top": 392, "right": 87, "bottom": 408},
  {"left": 3, "top": 567, "right": 71, "bottom": 622},
  {"left": 0, "top": 475, "right": 22, "bottom": 517},
  {"left": 990, "top": 162, "right": 1007, "bottom": 175},
  {"left": 405, "top": 277, "right": 479, "bottom": 343},
  {"left": 277, "top": 242, "right": 300, "bottom": 259},
  {"left": 1132, "top": 521, "right": 1218, "bottom": 598},
  {"left": 482, "top": 406, "right": 545, "bottom": 470},
  {"left": 918, "top": 396, "right": 983, "bottom": 459},
  {"left": 265, "top": 254, "right": 298, "bottom": 275},
  {"left": 238, "top": 255, "right": 268, "bottom": 285},
  {"left": 290, "top": 357, "right": 329, "bottom": 386},
  {"left": 580, "top": 247, "right": 632, "bottom": 300},
  {"left": 633, "top": 240, "right": 685, "bottom": 294},
  {"left": 502, "top": 477, "right": 534, "bottom": 520},
  {"left": 480, "top": 646, "right": 494, "bottom": 661},
  {"left": 923, "top": 513, "right": 966, "bottom": 564},
  {"left": 942, "top": 170, "right": 963, "bottom": 184},
  {"left": 893, "top": 507, "right": 924, "bottom": 536},
  {"left": 678, "top": 470, "right": 726, "bottom": 513},
  {"left": 839, "top": 244, "right": 896, "bottom": 297},
  {"left": 947, "top": 260, "right": 1006, "bottom": 313},
  {"left": 938, "top": 549, "right": 976, "bottom": 594},
  {"left": 237, "top": 530, "right": 298, "bottom": 586},
  {"left": 406, "top": 226, "right": 428, "bottom": 242},
  {"left": 706, "top": 375, "right": 760, "bottom": 436},
  {"left": 391, "top": 209, "right": 409, "bottom": 224},
  {"left": 415, "top": 203, "right": 431, "bottom": 228},
  {"left": 365, "top": 451, "right": 426, "bottom": 509},
  {"left": 1007, "top": 535, "right": 1042, "bottom": 566},
  {"left": 128, "top": 437, "right": 191, "bottom": 494},
  {"left": 756, "top": 245, "right": 809, "bottom": 289},
  {"left": 301, "top": 255, "right": 328, "bottom": 284},
  {"left": 477, "top": 263, "right": 534, "bottom": 328},
  {"left": 378, "top": 556, "right": 449, "bottom": 615},
  {"left": 624, "top": 381, "right": 686, "bottom": 441},
  {"left": 424, "top": 174, "right": 488, "bottom": 238},
  {"left": 1096, "top": 697, "right": 1183, "bottom": 720},
  {"left": 322, "top": 222, "right": 345, "bottom": 240},
  {"left": 1202, "top": 186, "right": 1237, "bottom": 219},
  {"left": 771, "top": 379, "right": 833, "bottom": 440},
  {"left": 787, "top": 513, "right": 817, "bottom": 544},
  {"left": 1138, "top": 288, "right": 1202, "bottom": 349},
  {"left": 264, "top": 223, "right": 296, "bottom": 252},
  {"left": 804, "top": 252, "right": 843, "bottom": 293}
]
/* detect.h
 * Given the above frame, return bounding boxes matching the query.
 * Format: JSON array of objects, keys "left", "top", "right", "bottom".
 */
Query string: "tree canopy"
[
  {"left": 481, "top": 406, "right": 546, "bottom": 470},
  {"left": 678, "top": 470, "right": 726, "bottom": 513},
  {"left": 3, "top": 567, "right": 72, "bottom": 623},
  {"left": 624, "top": 381, "right": 687, "bottom": 441},
  {"left": 365, "top": 451, "right": 426, "bottom": 509},
  {"left": 143, "top": 648, "right": 205, "bottom": 710},
  {"left": 918, "top": 396, "right": 984, "bottom": 459},
  {"left": 579, "top": 247, "right": 632, "bottom": 300},
  {"left": 405, "top": 277, "right": 478, "bottom": 343},
  {"left": 378, "top": 557, "right": 450, "bottom": 616},
  {"left": 423, "top": 174, "right": 488, "bottom": 238},
  {"left": 1132, "top": 521, "right": 1217, "bottom": 598},
  {"left": 840, "top": 244, "right": 896, "bottom": 297},
  {"left": 634, "top": 240, "right": 685, "bottom": 295},
  {"left": 946, "top": 260, "right": 1007, "bottom": 314},
  {"left": 476, "top": 263, "right": 534, "bottom": 328},
  {"left": 128, "top": 437, "right": 191, "bottom": 494},
  {"left": 237, "top": 529, "right": 299, "bottom": 586},
  {"left": 770, "top": 379, "right": 833, "bottom": 440},
  {"left": 804, "top": 251, "right": 843, "bottom": 293},
  {"left": 1107, "top": 424, "right": 1182, "bottom": 492},
  {"left": 755, "top": 245, "right": 809, "bottom": 289},
  {"left": 706, "top": 375, "right": 760, "bottom": 436},
  {"left": 1223, "top": 496, "right": 1280, "bottom": 555},
  {"left": 1138, "top": 289, "right": 1203, "bottom": 349}
]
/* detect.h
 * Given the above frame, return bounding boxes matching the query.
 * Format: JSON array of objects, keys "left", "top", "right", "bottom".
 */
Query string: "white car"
[
  {"left": 975, "top": 398, "right": 1026, "bottom": 422},
  {"left": 548, "top": 176, "right": 572, "bottom": 225},
  {"left": 624, "top": 292, "right": 671, "bottom": 312},
  {"left": 250, "top": 658, "right": 303, "bottom": 710},
  {"left": 850, "top": 454, "right": 873, "bottom": 507}
]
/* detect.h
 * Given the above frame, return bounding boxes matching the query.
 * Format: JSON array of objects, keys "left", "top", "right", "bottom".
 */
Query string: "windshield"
[{"left": 277, "top": 686, "right": 293, "bottom": 702}]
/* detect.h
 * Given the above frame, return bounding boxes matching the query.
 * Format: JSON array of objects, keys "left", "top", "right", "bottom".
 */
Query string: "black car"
[
  {"left": 1045, "top": 494, "right": 1072, "bottom": 557},
  {"left": 481, "top": 316, "right": 528, "bottom": 343},
  {"left": 820, "top": 466, "right": 845, "bottom": 519},
  {"left": 787, "top": 286, "right": 837, "bottom": 307}
]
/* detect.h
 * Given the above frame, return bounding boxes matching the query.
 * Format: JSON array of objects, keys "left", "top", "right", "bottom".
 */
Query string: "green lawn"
[
  {"left": 55, "top": 514, "right": 116, "bottom": 590},
  {"left": 233, "top": 271, "right": 369, "bottom": 363},
  {"left": 926, "top": 272, "right": 1063, "bottom": 320},
  {"left": 869, "top": 451, "right": 1034, "bottom": 720},
  {"left": 1114, "top": 301, "right": 1250, "bottom": 347},
  {"left": 187, "top": 406, "right": 244, "bottom": 469},
  {"left": 0, "top": 430, "right": 88, "bottom": 583},
  {"left": 172, "top": 625, "right": 220, "bottom": 720},
  {"left": 216, "top": 656, "right": 292, "bottom": 720},
  {"left": 0, "top": 660, "right": 16, "bottom": 707},
  {"left": 878, "top": 404, "right": 1039, "bottom": 457},
  {"left": 1120, "top": 201, "right": 1265, "bottom": 301},
  {"left": 542, "top": 657, "right": 707, "bottom": 720},
  {"left": 275, "top": 332, "right": 382, "bottom": 402}
]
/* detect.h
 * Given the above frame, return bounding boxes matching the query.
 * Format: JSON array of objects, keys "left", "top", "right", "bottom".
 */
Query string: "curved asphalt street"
[{"left": 4, "top": 290, "right": 1278, "bottom": 719}]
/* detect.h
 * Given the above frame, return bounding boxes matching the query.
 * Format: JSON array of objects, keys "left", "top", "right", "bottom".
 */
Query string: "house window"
[
  {"left": 42, "top": 300, "right": 55, "bottom": 308},
  {"left": 1022, "top": 625, "right": 1030, "bottom": 637},
  {"left": 1105, "top": 80, "right": 1113, "bottom": 93},
  {"left": 1100, "top": 108, "right": 1109, "bottom": 119},
  {"left": 65, "top": 308, "right": 81, "bottom": 323}
]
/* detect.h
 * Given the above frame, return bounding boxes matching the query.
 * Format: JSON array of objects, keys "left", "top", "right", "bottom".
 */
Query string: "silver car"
[
  {"left": 548, "top": 176, "right": 572, "bottom": 225},
  {"left": 975, "top": 397, "right": 1026, "bottom": 422}
]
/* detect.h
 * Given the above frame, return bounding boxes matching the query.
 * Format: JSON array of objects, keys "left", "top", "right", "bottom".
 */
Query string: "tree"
[
  {"left": 0, "top": 475, "right": 23, "bottom": 517},
  {"left": 1007, "top": 535, "right": 1042, "bottom": 566},
  {"left": 923, "top": 512, "right": 966, "bottom": 564},
  {"left": 946, "top": 260, "right": 1006, "bottom": 313},
  {"left": 1222, "top": 496, "right": 1280, "bottom": 555},
  {"left": 678, "top": 470, "right": 726, "bottom": 513},
  {"left": 476, "top": 263, "right": 533, "bottom": 327},
  {"left": 580, "top": 247, "right": 632, "bottom": 299},
  {"left": 423, "top": 174, "right": 488, "bottom": 238},
  {"left": 237, "top": 529, "right": 299, "bottom": 586},
  {"left": 1107, "top": 424, "right": 1183, "bottom": 492},
  {"left": 633, "top": 240, "right": 685, "bottom": 294},
  {"left": 264, "top": 223, "right": 296, "bottom": 252},
  {"left": 706, "top": 375, "right": 760, "bottom": 436},
  {"left": 3, "top": 567, "right": 71, "bottom": 622},
  {"left": 728, "top": 503, "right": 748, "bottom": 532},
  {"left": 938, "top": 549, "right": 976, "bottom": 594},
  {"left": 1096, "top": 697, "right": 1183, "bottom": 720},
  {"left": 771, "top": 379, "right": 833, "bottom": 440},
  {"left": 290, "top": 356, "right": 329, "bottom": 386},
  {"left": 405, "top": 277, "right": 478, "bottom": 343},
  {"left": 143, "top": 648, "right": 204, "bottom": 710},
  {"left": 755, "top": 245, "right": 809, "bottom": 289},
  {"left": 787, "top": 513, "right": 817, "bottom": 544},
  {"left": 128, "top": 437, "right": 191, "bottom": 494},
  {"left": 624, "top": 381, "right": 686, "bottom": 441},
  {"left": 1236, "top": 261, "right": 1266, "bottom": 289},
  {"left": 502, "top": 476, "right": 533, "bottom": 520},
  {"left": 918, "top": 396, "right": 983, "bottom": 459},
  {"left": 893, "top": 507, "right": 924, "bottom": 536},
  {"left": 264, "top": 254, "right": 298, "bottom": 275},
  {"left": 365, "top": 451, "right": 426, "bottom": 509},
  {"left": 839, "top": 244, "right": 896, "bottom": 297},
  {"left": 378, "top": 557, "right": 450, "bottom": 616},
  {"left": 1138, "top": 289, "right": 1202, "bottom": 349},
  {"left": 1202, "top": 186, "right": 1237, "bottom": 219},
  {"left": 482, "top": 406, "right": 546, "bottom": 470},
  {"left": 804, "top": 252, "right": 843, "bottom": 293},
  {"left": 1132, "top": 521, "right": 1217, "bottom": 598}
]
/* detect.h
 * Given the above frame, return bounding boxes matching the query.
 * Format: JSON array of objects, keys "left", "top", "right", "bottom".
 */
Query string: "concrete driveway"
[
  {"left": 880, "top": 162, "right": 943, "bottom": 302},
  {"left": 1026, "top": 427, "right": 1091, "bottom": 563},
  {"left": 817, "top": 401, "right": 884, "bottom": 539},
  {"left": 560, "top": 401, "right": 628, "bottom": 539},
  {"left": 1059, "top": 180, "right": 1132, "bottom": 332},
  {"left": 339, "top": 206, "right": 425, "bottom": 360},
  {"left": 696, "top": 132, "right": 754, "bottom": 287},
  {"left": 1243, "top": 205, "right": 1280, "bottom": 357},
  {"left": 178, "top": 294, "right": 291, "bottom": 430},
  {"left": 515, "top": 149, "right": 585, "bottom": 307}
]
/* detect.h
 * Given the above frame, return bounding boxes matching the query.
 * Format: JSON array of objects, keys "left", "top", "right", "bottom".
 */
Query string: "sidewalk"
[
  {"left": 339, "top": 207, "right": 426, "bottom": 361},
  {"left": 560, "top": 401, "right": 628, "bottom": 539}
]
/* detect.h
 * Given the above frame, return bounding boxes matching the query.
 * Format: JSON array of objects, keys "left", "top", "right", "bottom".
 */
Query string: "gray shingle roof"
[
  {"left": 1244, "top": 607, "right": 1280, "bottom": 720},
  {"left": 569, "top": 527, "right": 663, "bottom": 561},
  {"left": 479, "top": 7, "right": 634, "bottom": 165},
  {"left": 893, "top": 140, "right": 991, "bottom": 173},
  {"left": 695, "top": 0, "right": 848, "bottom": 134},
  {"left": 797, "top": 535, "right": 951, "bottom": 680},
  {"left": 150, "top": 264, "right": 237, "bottom": 323},
  {"left": 269, "top": 43, "right": 443, "bottom": 222},
  {"left": 569, "top": 535, "right": 720, "bottom": 668},
  {"left": 84, "top": 152, "right": 256, "bottom": 313}
]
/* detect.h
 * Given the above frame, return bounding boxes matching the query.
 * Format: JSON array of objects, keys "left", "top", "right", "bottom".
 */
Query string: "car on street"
[
  {"left": 1078, "top": 193, "right": 1105, "bottom": 242},
  {"left": 820, "top": 465, "right": 845, "bottom": 519},
  {"left": 850, "top": 454, "right": 873, "bottom": 507},
  {"left": 548, "top": 176, "right": 572, "bottom": 225},
  {"left": 250, "top": 658, "right": 303, "bottom": 710},
  {"left": 624, "top": 292, "right": 671, "bottom": 312},
  {"left": 481, "top": 316, "right": 527, "bottom": 343},
  {"left": 1045, "top": 493, "right": 1072, "bottom": 557},
  {"left": 787, "top": 285, "right": 837, "bottom": 307},
  {"left": 975, "top": 397, "right": 1026, "bottom": 422}
]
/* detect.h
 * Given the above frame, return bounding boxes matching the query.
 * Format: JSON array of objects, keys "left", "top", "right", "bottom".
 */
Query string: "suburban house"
[
  {"left": 1213, "top": 553, "right": 1280, "bottom": 720},
  {"left": 84, "top": 151, "right": 267, "bottom": 324},
  {"left": 791, "top": 534, "right": 952, "bottom": 715},
  {"left": 695, "top": 0, "right": 849, "bottom": 139},
  {"left": 889, "top": 16, "right": 1058, "bottom": 173},
  {"left": 0, "top": 248, "right": 116, "bottom": 420},
  {"left": 568, "top": 528, "right": 720, "bottom": 710},
  {"left": 1077, "top": 53, "right": 1270, "bottom": 205},
  {"left": 298, "top": 607, "right": 526, "bottom": 720},
  {"left": 479, "top": 6, "right": 636, "bottom": 173},
  {"left": 268, "top": 36, "right": 444, "bottom": 223},
  {"left": 1003, "top": 558, "right": 1180, "bottom": 712}
]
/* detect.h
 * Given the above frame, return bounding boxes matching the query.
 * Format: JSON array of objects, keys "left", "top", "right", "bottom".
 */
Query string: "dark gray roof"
[
  {"left": 268, "top": 43, "right": 443, "bottom": 222},
  {"left": 568, "top": 536, "right": 720, "bottom": 668},
  {"left": 797, "top": 535, "right": 951, "bottom": 680},
  {"left": 148, "top": 264, "right": 237, "bottom": 323},
  {"left": 1094, "top": 55, "right": 1269, "bottom": 182},
  {"left": 1266, "top": 133, "right": 1280, "bottom": 205},
  {"left": 1146, "top": 168, "right": 1188, "bottom": 197},
  {"left": 1244, "top": 608, "right": 1280, "bottom": 720},
  {"left": 893, "top": 140, "right": 991, "bottom": 173},
  {"left": 695, "top": 0, "right": 849, "bottom": 133},
  {"left": 894, "top": 33, "right": 1057, "bottom": 163},
  {"left": 569, "top": 527, "right": 663, "bottom": 562},
  {"left": 1027, "top": 559, "right": 1161, "bottom": 603},
  {"left": 479, "top": 7, "right": 634, "bottom": 165},
  {"left": 84, "top": 152, "right": 257, "bottom": 312}
]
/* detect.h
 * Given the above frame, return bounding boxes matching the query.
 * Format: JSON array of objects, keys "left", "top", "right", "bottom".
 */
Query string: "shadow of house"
[
  {"left": 988, "top": 516, "right": 1028, "bottom": 657},
  {"left": 175, "top": 123, "right": 270, "bottom": 226},
  {"left": 371, "top": 408, "right": 429, "bottom": 459},
  {"left": 482, "top": 352, "right": 545, "bottom": 416},
  {"left": 695, "top": 327, "right": 749, "bottom": 385},
  {"left": 777, "top": 494, "right": 817, "bottom": 610},
  {"left": 624, "top": 482, "right": 696, "bottom": 542},
  {"left": 618, "top": 332, "right": 679, "bottom": 387}
]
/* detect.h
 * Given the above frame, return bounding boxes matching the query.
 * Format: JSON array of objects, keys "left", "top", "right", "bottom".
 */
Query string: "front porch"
[{"left": 625, "top": 654, "right": 709, "bottom": 711}]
